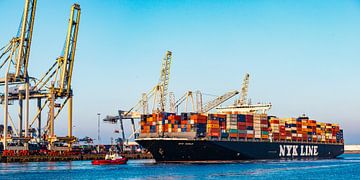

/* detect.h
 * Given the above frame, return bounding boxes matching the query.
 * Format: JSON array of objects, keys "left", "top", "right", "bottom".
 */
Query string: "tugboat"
[{"left": 92, "top": 148, "right": 128, "bottom": 165}]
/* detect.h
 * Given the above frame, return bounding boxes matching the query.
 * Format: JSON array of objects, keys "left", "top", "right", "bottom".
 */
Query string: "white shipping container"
[
  {"left": 228, "top": 125, "right": 237, "bottom": 129},
  {"left": 246, "top": 130, "right": 254, "bottom": 134}
]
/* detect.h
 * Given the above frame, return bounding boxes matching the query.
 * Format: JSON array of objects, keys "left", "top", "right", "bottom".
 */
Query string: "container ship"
[{"left": 136, "top": 112, "right": 344, "bottom": 162}]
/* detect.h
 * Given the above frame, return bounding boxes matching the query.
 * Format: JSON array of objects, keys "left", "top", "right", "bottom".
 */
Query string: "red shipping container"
[
  {"left": 181, "top": 120, "right": 187, "bottom": 125},
  {"left": 208, "top": 128, "right": 220, "bottom": 132},
  {"left": 195, "top": 119, "right": 207, "bottom": 124},
  {"left": 208, "top": 120, "right": 219, "bottom": 125},
  {"left": 209, "top": 132, "right": 219, "bottom": 137},
  {"left": 246, "top": 134, "right": 254, "bottom": 138},
  {"left": 238, "top": 122, "right": 246, "bottom": 126},
  {"left": 239, "top": 134, "right": 246, "bottom": 138},
  {"left": 260, "top": 120, "right": 268, "bottom": 124},
  {"left": 270, "top": 119, "right": 279, "bottom": 124}
]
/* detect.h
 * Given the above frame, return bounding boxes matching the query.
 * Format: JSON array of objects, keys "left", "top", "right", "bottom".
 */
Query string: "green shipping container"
[{"left": 228, "top": 129, "right": 238, "bottom": 133}]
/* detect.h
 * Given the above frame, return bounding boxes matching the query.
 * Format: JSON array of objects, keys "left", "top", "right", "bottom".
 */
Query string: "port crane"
[
  {"left": 104, "top": 51, "right": 173, "bottom": 143},
  {"left": 0, "top": 3, "right": 81, "bottom": 150},
  {"left": 0, "top": 0, "right": 37, "bottom": 150},
  {"left": 31, "top": 3, "right": 81, "bottom": 149}
]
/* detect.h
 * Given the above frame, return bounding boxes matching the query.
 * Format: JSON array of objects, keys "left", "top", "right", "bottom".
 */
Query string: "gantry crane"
[
  {"left": 0, "top": 3, "right": 81, "bottom": 151},
  {"left": 0, "top": 0, "right": 37, "bottom": 150},
  {"left": 32, "top": 3, "right": 81, "bottom": 149},
  {"left": 104, "top": 51, "right": 173, "bottom": 143}
]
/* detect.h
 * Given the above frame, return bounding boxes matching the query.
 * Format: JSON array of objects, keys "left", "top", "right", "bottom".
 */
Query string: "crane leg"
[
  {"left": 37, "top": 98, "right": 41, "bottom": 139},
  {"left": 25, "top": 81, "right": 29, "bottom": 138},
  {"left": 3, "top": 74, "right": 8, "bottom": 150},
  {"left": 131, "top": 118, "right": 136, "bottom": 139},
  {"left": 50, "top": 92, "right": 55, "bottom": 138},
  {"left": 68, "top": 96, "right": 72, "bottom": 138},
  {"left": 118, "top": 111, "right": 126, "bottom": 141},
  {"left": 68, "top": 96, "right": 73, "bottom": 149},
  {"left": 18, "top": 97, "right": 23, "bottom": 138}
]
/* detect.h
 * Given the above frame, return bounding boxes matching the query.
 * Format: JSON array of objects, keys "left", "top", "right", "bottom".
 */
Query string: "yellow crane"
[
  {"left": 2, "top": 4, "right": 81, "bottom": 148},
  {"left": 0, "top": 0, "right": 37, "bottom": 150},
  {"left": 31, "top": 3, "right": 81, "bottom": 149}
]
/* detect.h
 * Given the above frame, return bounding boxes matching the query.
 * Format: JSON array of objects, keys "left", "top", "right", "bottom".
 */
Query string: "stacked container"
[
  {"left": 226, "top": 114, "right": 238, "bottom": 138},
  {"left": 217, "top": 114, "right": 228, "bottom": 138},
  {"left": 253, "top": 114, "right": 261, "bottom": 139},
  {"left": 260, "top": 114, "right": 269, "bottom": 140},
  {"left": 245, "top": 114, "right": 254, "bottom": 139},
  {"left": 139, "top": 112, "right": 343, "bottom": 144},
  {"left": 269, "top": 117, "right": 280, "bottom": 140},
  {"left": 167, "top": 114, "right": 181, "bottom": 132},
  {"left": 237, "top": 114, "right": 247, "bottom": 139},
  {"left": 308, "top": 120, "right": 317, "bottom": 142},
  {"left": 207, "top": 114, "right": 220, "bottom": 138},
  {"left": 190, "top": 114, "right": 207, "bottom": 137},
  {"left": 279, "top": 118, "right": 286, "bottom": 140}
]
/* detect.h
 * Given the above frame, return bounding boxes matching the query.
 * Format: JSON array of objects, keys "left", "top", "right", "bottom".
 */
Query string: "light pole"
[{"left": 97, "top": 113, "right": 101, "bottom": 153}]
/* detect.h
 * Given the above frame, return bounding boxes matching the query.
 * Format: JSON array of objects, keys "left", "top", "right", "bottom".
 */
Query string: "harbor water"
[{"left": 1, "top": 154, "right": 359, "bottom": 179}]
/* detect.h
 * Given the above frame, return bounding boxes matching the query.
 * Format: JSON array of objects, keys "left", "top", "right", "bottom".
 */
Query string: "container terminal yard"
[{"left": 0, "top": 0, "right": 356, "bottom": 163}]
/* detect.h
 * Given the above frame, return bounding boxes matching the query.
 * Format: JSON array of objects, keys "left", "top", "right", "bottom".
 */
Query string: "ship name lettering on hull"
[{"left": 279, "top": 145, "right": 318, "bottom": 157}]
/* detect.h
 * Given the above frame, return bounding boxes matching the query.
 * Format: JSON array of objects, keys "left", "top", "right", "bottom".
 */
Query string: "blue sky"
[{"left": 0, "top": 0, "right": 359, "bottom": 144}]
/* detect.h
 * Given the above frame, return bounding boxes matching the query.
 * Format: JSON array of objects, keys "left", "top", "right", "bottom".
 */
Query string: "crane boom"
[
  {"left": 236, "top": 73, "right": 250, "bottom": 105},
  {"left": 158, "top": 51, "right": 172, "bottom": 112},
  {"left": 15, "top": 0, "right": 37, "bottom": 79},
  {"left": 202, "top": 90, "right": 239, "bottom": 113},
  {"left": 59, "top": 3, "right": 81, "bottom": 95}
]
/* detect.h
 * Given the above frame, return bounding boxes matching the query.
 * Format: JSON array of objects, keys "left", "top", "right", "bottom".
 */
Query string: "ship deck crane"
[
  {"left": 173, "top": 91, "right": 195, "bottom": 114},
  {"left": 201, "top": 90, "right": 239, "bottom": 113},
  {"left": 216, "top": 73, "right": 272, "bottom": 114}
]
